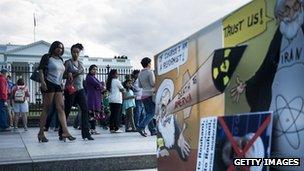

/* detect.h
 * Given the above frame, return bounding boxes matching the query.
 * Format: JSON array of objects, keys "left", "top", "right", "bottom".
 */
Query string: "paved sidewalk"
[{"left": 0, "top": 127, "right": 157, "bottom": 170}]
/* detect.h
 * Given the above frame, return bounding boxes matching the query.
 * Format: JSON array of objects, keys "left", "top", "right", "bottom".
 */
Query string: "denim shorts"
[{"left": 13, "top": 102, "right": 29, "bottom": 114}]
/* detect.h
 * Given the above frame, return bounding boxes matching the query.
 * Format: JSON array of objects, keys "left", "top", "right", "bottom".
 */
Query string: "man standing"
[
  {"left": 131, "top": 70, "right": 144, "bottom": 129},
  {"left": 137, "top": 57, "right": 157, "bottom": 137},
  {"left": 0, "top": 69, "right": 10, "bottom": 131}
]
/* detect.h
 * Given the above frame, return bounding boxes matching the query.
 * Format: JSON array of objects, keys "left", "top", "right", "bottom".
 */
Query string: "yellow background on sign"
[
  {"left": 223, "top": 0, "right": 272, "bottom": 47},
  {"left": 224, "top": 0, "right": 277, "bottom": 114}
]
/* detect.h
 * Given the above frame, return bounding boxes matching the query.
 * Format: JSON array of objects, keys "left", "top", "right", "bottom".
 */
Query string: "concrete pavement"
[{"left": 0, "top": 127, "right": 157, "bottom": 171}]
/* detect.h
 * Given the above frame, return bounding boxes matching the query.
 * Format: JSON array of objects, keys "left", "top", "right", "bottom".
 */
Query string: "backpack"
[{"left": 14, "top": 86, "right": 26, "bottom": 103}]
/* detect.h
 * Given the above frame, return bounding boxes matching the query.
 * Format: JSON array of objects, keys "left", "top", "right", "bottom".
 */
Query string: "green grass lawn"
[{"left": 28, "top": 109, "right": 78, "bottom": 118}]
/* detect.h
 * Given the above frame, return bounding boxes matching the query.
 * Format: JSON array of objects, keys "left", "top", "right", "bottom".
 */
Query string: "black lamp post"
[{"left": 106, "top": 65, "right": 110, "bottom": 74}]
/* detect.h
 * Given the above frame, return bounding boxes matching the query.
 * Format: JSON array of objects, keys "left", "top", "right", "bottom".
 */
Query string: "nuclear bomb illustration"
[{"left": 158, "top": 45, "right": 247, "bottom": 115}]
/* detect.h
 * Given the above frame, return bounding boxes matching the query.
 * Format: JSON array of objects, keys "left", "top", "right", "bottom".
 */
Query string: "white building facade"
[{"left": 0, "top": 40, "right": 133, "bottom": 103}]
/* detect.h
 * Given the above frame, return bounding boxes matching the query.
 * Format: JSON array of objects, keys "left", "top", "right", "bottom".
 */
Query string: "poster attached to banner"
[
  {"left": 196, "top": 112, "right": 273, "bottom": 171},
  {"left": 157, "top": 40, "right": 188, "bottom": 75}
]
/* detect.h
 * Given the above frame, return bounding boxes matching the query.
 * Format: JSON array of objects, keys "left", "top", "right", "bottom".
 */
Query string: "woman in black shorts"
[{"left": 37, "top": 41, "right": 75, "bottom": 142}]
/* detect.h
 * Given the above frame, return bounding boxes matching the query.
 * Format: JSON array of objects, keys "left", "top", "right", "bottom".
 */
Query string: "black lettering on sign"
[
  {"left": 296, "top": 47, "right": 302, "bottom": 60},
  {"left": 247, "top": 8, "right": 264, "bottom": 27},
  {"left": 280, "top": 47, "right": 302, "bottom": 64},
  {"left": 223, "top": 19, "right": 244, "bottom": 38}
]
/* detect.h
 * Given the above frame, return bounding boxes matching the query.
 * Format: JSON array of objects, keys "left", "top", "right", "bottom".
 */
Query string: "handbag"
[
  {"left": 30, "top": 69, "right": 41, "bottom": 83},
  {"left": 65, "top": 80, "right": 77, "bottom": 95},
  {"left": 31, "top": 54, "right": 51, "bottom": 83}
]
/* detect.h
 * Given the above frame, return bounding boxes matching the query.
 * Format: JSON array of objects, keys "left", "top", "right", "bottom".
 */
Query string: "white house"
[{"left": 0, "top": 40, "right": 133, "bottom": 103}]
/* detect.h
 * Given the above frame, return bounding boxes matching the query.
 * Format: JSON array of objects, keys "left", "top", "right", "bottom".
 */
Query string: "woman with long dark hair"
[
  {"left": 62, "top": 43, "right": 93, "bottom": 140},
  {"left": 37, "top": 41, "right": 75, "bottom": 142},
  {"left": 85, "top": 65, "right": 105, "bottom": 135},
  {"left": 106, "top": 69, "right": 125, "bottom": 133}
]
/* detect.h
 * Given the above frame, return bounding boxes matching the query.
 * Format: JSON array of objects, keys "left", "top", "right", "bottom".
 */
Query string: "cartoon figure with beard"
[
  {"left": 156, "top": 79, "right": 191, "bottom": 161},
  {"left": 231, "top": 0, "right": 304, "bottom": 169}
]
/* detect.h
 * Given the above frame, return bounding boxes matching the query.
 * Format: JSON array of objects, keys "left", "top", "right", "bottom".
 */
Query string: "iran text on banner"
[{"left": 196, "top": 112, "right": 273, "bottom": 171}]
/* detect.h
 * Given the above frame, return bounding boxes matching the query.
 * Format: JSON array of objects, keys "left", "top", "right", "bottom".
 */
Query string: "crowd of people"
[{"left": 0, "top": 41, "right": 157, "bottom": 143}]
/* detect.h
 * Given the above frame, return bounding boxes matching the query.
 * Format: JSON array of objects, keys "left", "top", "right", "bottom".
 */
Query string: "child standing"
[
  {"left": 122, "top": 78, "right": 136, "bottom": 132},
  {"left": 99, "top": 91, "right": 110, "bottom": 130},
  {"left": 12, "top": 78, "right": 29, "bottom": 131}
]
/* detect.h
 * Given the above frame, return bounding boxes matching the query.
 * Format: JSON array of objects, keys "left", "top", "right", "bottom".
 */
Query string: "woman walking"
[
  {"left": 37, "top": 41, "right": 75, "bottom": 142},
  {"left": 106, "top": 69, "right": 125, "bottom": 133},
  {"left": 62, "top": 43, "right": 93, "bottom": 140}
]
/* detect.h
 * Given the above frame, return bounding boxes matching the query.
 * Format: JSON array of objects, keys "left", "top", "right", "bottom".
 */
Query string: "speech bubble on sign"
[
  {"left": 223, "top": 0, "right": 273, "bottom": 47},
  {"left": 157, "top": 40, "right": 188, "bottom": 75}
]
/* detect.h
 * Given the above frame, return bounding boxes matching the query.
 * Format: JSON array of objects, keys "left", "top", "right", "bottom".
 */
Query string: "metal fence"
[{"left": 10, "top": 70, "right": 133, "bottom": 117}]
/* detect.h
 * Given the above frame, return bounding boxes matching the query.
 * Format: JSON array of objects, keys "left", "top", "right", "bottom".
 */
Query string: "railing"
[{"left": 10, "top": 70, "right": 133, "bottom": 118}]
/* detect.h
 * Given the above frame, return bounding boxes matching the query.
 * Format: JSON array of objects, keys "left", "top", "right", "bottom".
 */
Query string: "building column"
[{"left": 6, "top": 62, "right": 11, "bottom": 71}]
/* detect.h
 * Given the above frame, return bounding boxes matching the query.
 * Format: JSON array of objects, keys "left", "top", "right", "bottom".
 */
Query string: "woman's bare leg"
[
  {"left": 54, "top": 92, "right": 70, "bottom": 136},
  {"left": 39, "top": 93, "right": 54, "bottom": 135}
]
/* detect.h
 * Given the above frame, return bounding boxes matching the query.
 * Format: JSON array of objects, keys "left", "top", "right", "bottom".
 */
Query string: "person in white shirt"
[{"left": 106, "top": 69, "right": 125, "bottom": 133}]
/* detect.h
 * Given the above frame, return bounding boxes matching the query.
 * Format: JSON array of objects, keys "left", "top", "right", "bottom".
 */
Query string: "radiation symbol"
[
  {"left": 211, "top": 45, "right": 247, "bottom": 93},
  {"left": 213, "top": 49, "right": 231, "bottom": 86}
]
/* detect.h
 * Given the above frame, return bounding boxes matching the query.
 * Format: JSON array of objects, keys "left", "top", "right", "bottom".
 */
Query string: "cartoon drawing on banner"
[
  {"left": 156, "top": 79, "right": 191, "bottom": 161},
  {"left": 223, "top": 0, "right": 273, "bottom": 47},
  {"left": 230, "top": 0, "right": 304, "bottom": 169},
  {"left": 157, "top": 40, "right": 188, "bottom": 76},
  {"left": 182, "top": 71, "right": 192, "bottom": 119},
  {"left": 164, "top": 46, "right": 247, "bottom": 114},
  {"left": 156, "top": 46, "right": 248, "bottom": 161}
]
